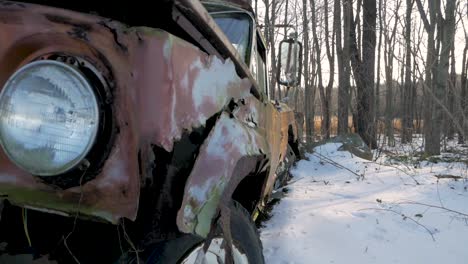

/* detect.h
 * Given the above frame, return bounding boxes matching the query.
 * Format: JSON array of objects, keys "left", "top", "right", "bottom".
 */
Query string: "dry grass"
[
  {"left": 311, "top": 116, "right": 354, "bottom": 135},
  {"left": 309, "top": 116, "right": 423, "bottom": 136}
]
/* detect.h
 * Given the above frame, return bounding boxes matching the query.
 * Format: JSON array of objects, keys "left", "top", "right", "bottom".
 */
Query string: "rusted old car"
[{"left": 0, "top": 0, "right": 302, "bottom": 263}]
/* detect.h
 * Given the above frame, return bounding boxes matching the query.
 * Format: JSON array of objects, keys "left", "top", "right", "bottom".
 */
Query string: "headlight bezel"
[
  {"left": 0, "top": 59, "right": 100, "bottom": 176},
  {"left": 0, "top": 54, "right": 115, "bottom": 184}
]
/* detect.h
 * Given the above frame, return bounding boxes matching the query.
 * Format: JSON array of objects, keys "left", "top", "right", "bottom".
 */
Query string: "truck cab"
[
  {"left": 0, "top": 0, "right": 301, "bottom": 263},
  {"left": 204, "top": 1, "right": 269, "bottom": 97}
]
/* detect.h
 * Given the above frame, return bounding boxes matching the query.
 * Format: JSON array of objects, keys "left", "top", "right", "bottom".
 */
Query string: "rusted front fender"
[{"left": 177, "top": 112, "right": 268, "bottom": 236}]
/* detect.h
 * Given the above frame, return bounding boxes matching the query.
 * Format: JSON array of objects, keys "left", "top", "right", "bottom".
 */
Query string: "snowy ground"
[{"left": 260, "top": 137, "right": 468, "bottom": 264}]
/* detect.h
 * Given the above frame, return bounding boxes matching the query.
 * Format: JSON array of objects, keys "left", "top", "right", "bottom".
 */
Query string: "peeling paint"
[
  {"left": 135, "top": 31, "right": 252, "bottom": 152},
  {"left": 0, "top": 0, "right": 299, "bottom": 241},
  {"left": 0, "top": 1, "right": 255, "bottom": 225}
]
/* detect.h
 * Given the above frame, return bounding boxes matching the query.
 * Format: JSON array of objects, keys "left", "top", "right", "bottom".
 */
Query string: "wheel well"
[{"left": 232, "top": 170, "right": 268, "bottom": 214}]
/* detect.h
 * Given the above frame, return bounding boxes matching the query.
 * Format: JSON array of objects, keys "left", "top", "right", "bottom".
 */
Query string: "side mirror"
[{"left": 277, "top": 38, "right": 302, "bottom": 87}]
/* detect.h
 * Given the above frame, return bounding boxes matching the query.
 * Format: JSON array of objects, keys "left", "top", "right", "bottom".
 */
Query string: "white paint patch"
[
  {"left": 189, "top": 180, "right": 216, "bottom": 203},
  {"left": 205, "top": 115, "right": 261, "bottom": 159},
  {"left": 191, "top": 57, "right": 250, "bottom": 114},
  {"left": 162, "top": 37, "right": 173, "bottom": 62}
]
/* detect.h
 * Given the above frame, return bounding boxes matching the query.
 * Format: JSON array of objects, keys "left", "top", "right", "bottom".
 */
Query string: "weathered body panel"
[
  {"left": 177, "top": 112, "right": 267, "bottom": 236},
  {"left": 177, "top": 98, "right": 298, "bottom": 237},
  {"left": 0, "top": 1, "right": 251, "bottom": 224},
  {"left": 0, "top": 0, "right": 298, "bottom": 243}
]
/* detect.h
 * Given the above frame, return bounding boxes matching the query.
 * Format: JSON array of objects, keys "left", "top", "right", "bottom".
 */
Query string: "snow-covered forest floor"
[{"left": 260, "top": 136, "right": 468, "bottom": 264}]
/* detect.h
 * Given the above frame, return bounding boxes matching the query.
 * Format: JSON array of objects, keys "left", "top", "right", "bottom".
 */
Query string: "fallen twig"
[
  {"left": 398, "top": 201, "right": 468, "bottom": 218},
  {"left": 359, "top": 208, "right": 436, "bottom": 241},
  {"left": 434, "top": 174, "right": 463, "bottom": 180},
  {"left": 311, "top": 152, "right": 362, "bottom": 179},
  {"left": 372, "top": 161, "right": 420, "bottom": 185}
]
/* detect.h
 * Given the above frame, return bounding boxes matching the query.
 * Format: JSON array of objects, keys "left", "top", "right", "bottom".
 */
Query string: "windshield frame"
[{"left": 208, "top": 10, "right": 255, "bottom": 65}]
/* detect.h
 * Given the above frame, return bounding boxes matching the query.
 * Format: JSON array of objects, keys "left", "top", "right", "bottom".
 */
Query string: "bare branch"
[{"left": 415, "top": 0, "right": 431, "bottom": 31}]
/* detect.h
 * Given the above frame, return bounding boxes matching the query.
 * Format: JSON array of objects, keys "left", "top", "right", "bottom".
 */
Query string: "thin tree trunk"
[
  {"left": 265, "top": 0, "right": 278, "bottom": 100},
  {"left": 355, "top": 0, "right": 362, "bottom": 57},
  {"left": 460, "top": 5, "right": 468, "bottom": 143},
  {"left": 447, "top": 43, "right": 456, "bottom": 140},
  {"left": 310, "top": 0, "right": 325, "bottom": 139},
  {"left": 255, "top": 0, "right": 258, "bottom": 19},
  {"left": 337, "top": 0, "right": 351, "bottom": 135},
  {"left": 460, "top": 39, "right": 468, "bottom": 144},
  {"left": 303, "top": 0, "right": 315, "bottom": 143},
  {"left": 375, "top": 0, "right": 383, "bottom": 131},
  {"left": 399, "top": 45, "right": 405, "bottom": 134},
  {"left": 322, "top": 0, "right": 335, "bottom": 138},
  {"left": 383, "top": 0, "right": 396, "bottom": 146},
  {"left": 401, "top": 0, "right": 413, "bottom": 143},
  {"left": 411, "top": 45, "right": 418, "bottom": 135}
]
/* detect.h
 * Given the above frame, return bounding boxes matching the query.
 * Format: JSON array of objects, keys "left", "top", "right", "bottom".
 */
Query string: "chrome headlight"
[{"left": 0, "top": 60, "right": 99, "bottom": 176}]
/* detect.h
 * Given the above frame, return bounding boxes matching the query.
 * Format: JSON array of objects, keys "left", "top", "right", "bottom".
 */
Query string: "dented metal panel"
[{"left": 135, "top": 33, "right": 252, "bottom": 151}]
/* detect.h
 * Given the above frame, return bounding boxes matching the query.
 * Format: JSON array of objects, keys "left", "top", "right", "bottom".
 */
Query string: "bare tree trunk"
[
  {"left": 411, "top": 60, "right": 418, "bottom": 134},
  {"left": 383, "top": 0, "right": 400, "bottom": 146},
  {"left": 361, "top": 0, "right": 377, "bottom": 148},
  {"left": 399, "top": 45, "right": 405, "bottom": 134},
  {"left": 350, "top": 0, "right": 377, "bottom": 149},
  {"left": 255, "top": 0, "right": 258, "bottom": 19},
  {"left": 321, "top": 0, "right": 335, "bottom": 138},
  {"left": 310, "top": 0, "right": 325, "bottom": 139},
  {"left": 421, "top": 0, "right": 456, "bottom": 155},
  {"left": 401, "top": 0, "right": 413, "bottom": 143},
  {"left": 284, "top": 0, "right": 289, "bottom": 38},
  {"left": 277, "top": 0, "right": 290, "bottom": 100},
  {"left": 460, "top": 38, "right": 468, "bottom": 144},
  {"left": 447, "top": 43, "right": 456, "bottom": 140},
  {"left": 416, "top": 0, "right": 436, "bottom": 154},
  {"left": 410, "top": 17, "right": 422, "bottom": 138},
  {"left": 265, "top": 0, "right": 278, "bottom": 100},
  {"left": 303, "top": 0, "right": 314, "bottom": 143},
  {"left": 459, "top": 5, "right": 468, "bottom": 144},
  {"left": 375, "top": 0, "right": 383, "bottom": 131},
  {"left": 337, "top": 0, "right": 351, "bottom": 135},
  {"left": 384, "top": 69, "right": 394, "bottom": 146},
  {"left": 284, "top": 0, "right": 289, "bottom": 36},
  {"left": 355, "top": 0, "right": 362, "bottom": 56}
]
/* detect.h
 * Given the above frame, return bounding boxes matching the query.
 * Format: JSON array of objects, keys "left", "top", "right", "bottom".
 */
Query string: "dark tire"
[{"left": 145, "top": 201, "right": 264, "bottom": 264}]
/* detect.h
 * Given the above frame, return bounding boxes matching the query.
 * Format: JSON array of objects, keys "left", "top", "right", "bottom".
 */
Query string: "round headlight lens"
[{"left": 0, "top": 60, "right": 99, "bottom": 176}]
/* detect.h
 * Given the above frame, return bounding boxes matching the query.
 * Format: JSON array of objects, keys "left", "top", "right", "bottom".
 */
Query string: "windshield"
[{"left": 211, "top": 12, "right": 252, "bottom": 62}]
